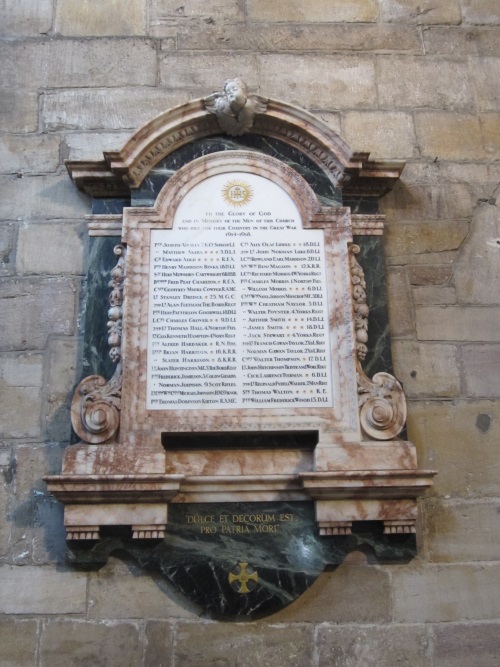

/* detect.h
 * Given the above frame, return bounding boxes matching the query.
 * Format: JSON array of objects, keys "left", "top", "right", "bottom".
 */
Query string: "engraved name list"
[{"left": 147, "top": 172, "right": 334, "bottom": 411}]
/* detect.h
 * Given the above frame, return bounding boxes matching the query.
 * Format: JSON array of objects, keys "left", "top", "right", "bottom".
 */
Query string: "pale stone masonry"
[{"left": 0, "top": 1, "right": 499, "bottom": 664}]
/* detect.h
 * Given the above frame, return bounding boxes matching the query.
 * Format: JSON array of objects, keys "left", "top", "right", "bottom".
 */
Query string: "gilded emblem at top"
[{"left": 222, "top": 180, "right": 253, "bottom": 207}]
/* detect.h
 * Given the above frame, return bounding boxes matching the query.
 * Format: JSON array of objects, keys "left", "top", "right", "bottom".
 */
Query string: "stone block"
[
  {"left": 444, "top": 183, "right": 475, "bottom": 219},
  {"left": 415, "top": 113, "right": 484, "bottom": 160},
  {"left": 177, "top": 23, "right": 421, "bottom": 54},
  {"left": 416, "top": 306, "right": 500, "bottom": 341},
  {"left": 0, "top": 353, "right": 43, "bottom": 438},
  {"left": 453, "top": 203, "right": 500, "bottom": 304},
  {"left": 392, "top": 563, "right": 500, "bottom": 622},
  {"left": 462, "top": 0, "right": 500, "bottom": 25},
  {"left": 8, "top": 443, "right": 64, "bottom": 564},
  {"left": 0, "top": 0, "right": 53, "bottom": 36},
  {"left": 423, "top": 498, "right": 500, "bottom": 562},
  {"left": 32, "top": 496, "right": 67, "bottom": 565},
  {"left": 386, "top": 266, "right": 414, "bottom": 337},
  {"left": 151, "top": 0, "right": 243, "bottom": 24},
  {"left": 15, "top": 443, "right": 63, "bottom": 497},
  {"left": 316, "top": 111, "right": 342, "bottom": 134},
  {"left": 317, "top": 624, "right": 429, "bottom": 667},
  {"left": 0, "top": 222, "right": 16, "bottom": 276},
  {"left": 88, "top": 557, "right": 198, "bottom": 619},
  {"left": 40, "top": 620, "right": 143, "bottom": 667},
  {"left": 380, "top": 0, "right": 461, "bottom": 24},
  {"left": 160, "top": 53, "right": 260, "bottom": 92},
  {"left": 0, "top": 566, "right": 86, "bottom": 613},
  {"left": 0, "top": 90, "right": 38, "bottom": 133},
  {"left": 439, "top": 162, "right": 489, "bottom": 183},
  {"left": 397, "top": 161, "right": 440, "bottom": 184},
  {"left": 0, "top": 477, "right": 11, "bottom": 557},
  {"left": 0, "top": 173, "right": 87, "bottom": 220},
  {"left": 259, "top": 55, "right": 377, "bottom": 109},
  {"left": 45, "top": 337, "right": 79, "bottom": 442},
  {"left": 63, "top": 132, "right": 132, "bottom": 161},
  {"left": 409, "top": 265, "right": 453, "bottom": 285},
  {"left": 391, "top": 341, "right": 460, "bottom": 398},
  {"left": 246, "top": 0, "right": 379, "bottom": 22},
  {"left": 342, "top": 111, "right": 417, "bottom": 159},
  {"left": 433, "top": 623, "right": 500, "bottom": 667},
  {"left": 0, "top": 135, "right": 60, "bottom": 175},
  {"left": 42, "top": 88, "right": 190, "bottom": 131},
  {"left": 381, "top": 182, "right": 472, "bottom": 223},
  {"left": 16, "top": 222, "right": 85, "bottom": 275},
  {"left": 412, "top": 285, "right": 456, "bottom": 304},
  {"left": 377, "top": 57, "right": 473, "bottom": 111},
  {"left": 0, "top": 619, "right": 38, "bottom": 667},
  {"left": 144, "top": 622, "right": 174, "bottom": 667},
  {"left": 385, "top": 221, "right": 469, "bottom": 256},
  {"left": 481, "top": 113, "right": 500, "bottom": 158},
  {"left": 270, "top": 561, "right": 391, "bottom": 622},
  {"left": 55, "top": 0, "right": 146, "bottom": 36},
  {"left": 0, "top": 39, "right": 156, "bottom": 89},
  {"left": 407, "top": 400, "right": 500, "bottom": 497},
  {"left": 0, "top": 278, "right": 78, "bottom": 351},
  {"left": 470, "top": 58, "right": 500, "bottom": 112},
  {"left": 387, "top": 250, "right": 458, "bottom": 267},
  {"left": 422, "top": 26, "right": 500, "bottom": 57},
  {"left": 462, "top": 345, "right": 500, "bottom": 397},
  {"left": 174, "top": 622, "right": 314, "bottom": 666}
]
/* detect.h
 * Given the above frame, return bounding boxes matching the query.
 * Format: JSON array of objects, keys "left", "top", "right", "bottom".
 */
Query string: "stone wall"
[{"left": 1, "top": 1, "right": 499, "bottom": 665}]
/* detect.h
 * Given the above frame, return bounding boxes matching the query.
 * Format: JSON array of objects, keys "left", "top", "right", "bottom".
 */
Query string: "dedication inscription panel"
[{"left": 147, "top": 173, "right": 334, "bottom": 411}]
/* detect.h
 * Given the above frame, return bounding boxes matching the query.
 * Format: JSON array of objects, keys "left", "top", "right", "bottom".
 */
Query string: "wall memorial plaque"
[{"left": 46, "top": 82, "right": 436, "bottom": 618}]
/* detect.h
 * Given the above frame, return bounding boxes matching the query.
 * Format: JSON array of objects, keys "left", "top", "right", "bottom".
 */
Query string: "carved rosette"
[
  {"left": 349, "top": 244, "right": 369, "bottom": 362},
  {"left": 71, "top": 245, "right": 124, "bottom": 444},
  {"left": 357, "top": 368, "right": 407, "bottom": 440}
]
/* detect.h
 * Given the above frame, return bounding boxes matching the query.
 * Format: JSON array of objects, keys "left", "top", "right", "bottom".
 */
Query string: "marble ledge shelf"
[
  {"left": 85, "top": 213, "right": 385, "bottom": 237},
  {"left": 45, "top": 469, "right": 435, "bottom": 505}
]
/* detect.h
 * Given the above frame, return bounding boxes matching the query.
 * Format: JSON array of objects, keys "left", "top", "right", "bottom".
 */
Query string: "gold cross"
[{"left": 228, "top": 562, "right": 259, "bottom": 594}]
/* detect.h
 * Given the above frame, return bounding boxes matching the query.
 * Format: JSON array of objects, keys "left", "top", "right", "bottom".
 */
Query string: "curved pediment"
[{"left": 66, "top": 91, "right": 404, "bottom": 199}]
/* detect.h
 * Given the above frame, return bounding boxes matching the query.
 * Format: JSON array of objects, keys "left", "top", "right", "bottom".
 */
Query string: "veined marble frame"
[
  {"left": 121, "top": 151, "right": 361, "bottom": 460},
  {"left": 46, "top": 89, "right": 436, "bottom": 541}
]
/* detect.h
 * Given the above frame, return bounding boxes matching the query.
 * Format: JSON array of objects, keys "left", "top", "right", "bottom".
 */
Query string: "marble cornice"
[{"left": 66, "top": 97, "right": 404, "bottom": 198}]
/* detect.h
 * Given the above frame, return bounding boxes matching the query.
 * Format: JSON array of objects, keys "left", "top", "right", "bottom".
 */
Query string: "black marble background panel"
[
  {"left": 82, "top": 236, "right": 122, "bottom": 380},
  {"left": 67, "top": 501, "right": 416, "bottom": 619},
  {"left": 131, "top": 135, "right": 342, "bottom": 208},
  {"left": 91, "top": 197, "right": 130, "bottom": 214}
]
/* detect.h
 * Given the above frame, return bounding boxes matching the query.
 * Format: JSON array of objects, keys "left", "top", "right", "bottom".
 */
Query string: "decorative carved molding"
[
  {"left": 350, "top": 214, "right": 385, "bottom": 236},
  {"left": 319, "top": 521, "right": 352, "bottom": 537},
  {"left": 86, "top": 214, "right": 122, "bottom": 237},
  {"left": 132, "top": 525, "right": 166, "bottom": 540},
  {"left": 71, "top": 245, "right": 124, "bottom": 444},
  {"left": 65, "top": 96, "right": 404, "bottom": 198},
  {"left": 383, "top": 520, "right": 416, "bottom": 535},
  {"left": 108, "top": 245, "right": 125, "bottom": 364},
  {"left": 205, "top": 78, "right": 268, "bottom": 136},
  {"left": 66, "top": 526, "right": 100, "bottom": 541},
  {"left": 357, "top": 367, "right": 407, "bottom": 441},
  {"left": 349, "top": 244, "right": 369, "bottom": 362},
  {"left": 71, "top": 367, "right": 121, "bottom": 444}
]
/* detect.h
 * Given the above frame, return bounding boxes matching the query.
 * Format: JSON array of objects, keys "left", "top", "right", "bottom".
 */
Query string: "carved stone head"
[{"left": 223, "top": 78, "right": 248, "bottom": 112}]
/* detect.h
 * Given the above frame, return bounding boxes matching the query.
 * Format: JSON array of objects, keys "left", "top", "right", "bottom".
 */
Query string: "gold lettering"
[
  {"left": 253, "top": 524, "right": 277, "bottom": 533},
  {"left": 187, "top": 514, "right": 215, "bottom": 524}
]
